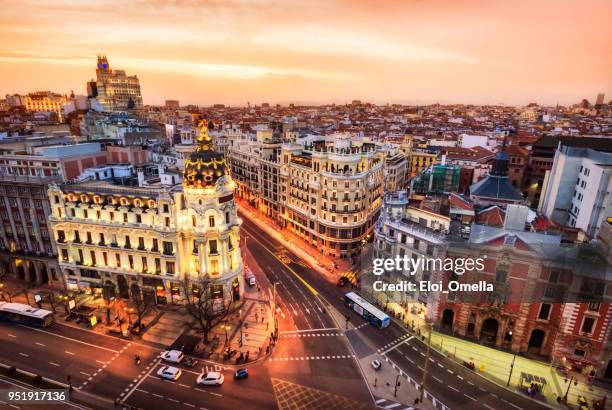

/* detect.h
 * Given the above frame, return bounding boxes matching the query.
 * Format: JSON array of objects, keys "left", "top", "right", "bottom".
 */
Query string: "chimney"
[{"left": 137, "top": 167, "right": 145, "bottom": 187}]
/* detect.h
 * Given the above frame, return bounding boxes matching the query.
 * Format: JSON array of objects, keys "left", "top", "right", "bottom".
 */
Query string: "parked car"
[
  {"left": 371, "top": 360, "right": 382, "bottom": 370},
  {"left": 183, "top": 357, "right": 197, "bottom": 368},
  {"left": 247, "top": 275, "right": 256, "bottom": 287},
  {"left": 234, "top": 368, "right": 249, "bottom": 379},
  {"left": 196, "top": 371, "right": 224, "bottom": 386},
  {"left": 337, "top": 276, "right": 349, "bottom": 287},
  {"left": 157, "top": 366, "right": 182, "bottom": 381},
  {"left": 160, "top": 350, "right": 185, "bottom": 364}
]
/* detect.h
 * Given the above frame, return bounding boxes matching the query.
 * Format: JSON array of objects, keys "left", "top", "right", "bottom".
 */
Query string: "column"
[
  {"left": 200, "top": 242, "right": 208, "bottom": 274},
  {"left": 220, "top": 238, "right": 228, "bottom": 273},
  {"left": 198, "top": 242, "right": 205, "bottom": 275},
  {"left": 33, "top": 261, "right": 42, "bottom": 284}
]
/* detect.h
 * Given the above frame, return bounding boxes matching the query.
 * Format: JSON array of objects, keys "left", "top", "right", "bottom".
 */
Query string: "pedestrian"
[
  {"left": 258, "top": 346, "right": 262, "bottom": 355},
  {"left": 245, "top": 351, "right": 250, "bottom": 361},
  {"left": 266, "top": 321, "right": 269, "bottom": 330}
]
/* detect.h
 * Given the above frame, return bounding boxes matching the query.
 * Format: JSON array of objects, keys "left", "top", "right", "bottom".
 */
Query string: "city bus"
[
  {"left": 0, "top": 302, "right": 55, "bottom": 328},
  {"left": 344, "top": 292, "right": 390, "bottom": 329}
]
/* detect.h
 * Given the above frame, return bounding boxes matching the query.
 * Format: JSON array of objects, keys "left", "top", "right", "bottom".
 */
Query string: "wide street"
[
  {"left": 239, "top": 213, "right": 555, "bottom": 410},
  {"left": 0, "top": 211, "right": 556, "bottom": 410}
]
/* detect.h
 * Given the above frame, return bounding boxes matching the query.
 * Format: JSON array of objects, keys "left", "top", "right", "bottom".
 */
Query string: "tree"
[
  {"left": 0, "top": 266, "right": 11, "bottom": 302},
  {"left": 130, "top": 284, "right": 153, "bottom": 333},
  {"left": 182, "top": 276, "right": 237, "bottom": 344}
]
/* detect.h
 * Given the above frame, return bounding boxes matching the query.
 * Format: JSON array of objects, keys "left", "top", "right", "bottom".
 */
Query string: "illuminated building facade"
[
  {"left": 48, "top": 122, "right": 242, "bottom": 305},
  {"left": 93, "top": 55, "right": 143, "bottom": 112},
  {"left": 24, "top": 91, "right": 68, "bottom": 121},
  {"left": 280, "top": 138, "right": 385, "bottom": 259}
]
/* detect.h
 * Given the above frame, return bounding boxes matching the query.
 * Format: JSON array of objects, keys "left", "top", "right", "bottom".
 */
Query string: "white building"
[{"left": 540, "top": 145, "right": 612, "bottom": 238}]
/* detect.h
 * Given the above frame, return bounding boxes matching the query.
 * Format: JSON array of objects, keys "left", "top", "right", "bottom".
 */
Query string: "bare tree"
[
  {"left": 0, "top": 266, "right": 11, "bottom": 302},
  {"left": 130, "top": 284, "right": 153, "bottom": 333},
  {"left": 181, "top": 276, "right": 237, "bottom": 343}
]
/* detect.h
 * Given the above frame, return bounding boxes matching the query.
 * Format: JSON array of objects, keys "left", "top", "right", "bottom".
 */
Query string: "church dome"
[{"left": 183, "top": 120, "right": 229, "bottom": 190}]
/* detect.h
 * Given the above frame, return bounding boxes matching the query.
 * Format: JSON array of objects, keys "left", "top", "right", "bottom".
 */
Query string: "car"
[
  {"left": 337, "top": 276, "right": 349, "bottom": 286},
  {"left": 234, "top": 368, "right": 249, "bottom": 379},
  {"left": 196, "top": 371, "right": 224, "bottom": 386},
  {"left": 157, "top": 366, "right": 182, "bottom": 381},
  {"left": 183, "top": 357, "right": 197, "bottom": 368},
  {"left": 247, "top": 275, "right": 256, "bottom": 287},
  {"left": 160, "top": 350, "right": 185, "bottom": 364},
  {"left": 371, "top": 359, "right": 382, "bottom": 370}
]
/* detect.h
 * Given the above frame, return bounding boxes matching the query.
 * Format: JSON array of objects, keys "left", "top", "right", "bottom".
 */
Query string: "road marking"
[
  {"left": 483, "top": 405, "right": 496, "bottom": 410},
  {"left": 457, "top": 375, "right": 464, "bottom": 380},
  {"left": 419, "top": 352, "right": 425, "bottom": 356},
  {"left": 79, "top": 372, "right": 91, "bottom": 377},
  {"left": 136, "top": 389, "right": 149, "bottom": 394},
  {"left": 375, "top": 399, "right": 386, "bottom": 404},
  {"left": 280, "top": 327, "right": 337, "bottom": 334},
  {"left": 49, "top": 362, "right": 60, "bottom": 367},
  {"left": 447, "top": 369, "right": 453, "bottom": 374},
  {"left": 195, "top": 388, "right": 208, "bottom": 393},
  {"left": 210, "top": 392, "right": 222, "bottom": 397},
  {"left": 17, "top": 325, "right": 120, "bottom": 353},
  {"left": 448, "top": 385, "right": 459, "bottom": 392},
  {"left": 380, "top": 335, "right": 415, "bottom": 355},
  {"left": 464, "top": 394, "right": 476, "bottom": 401},
  {"left": 467, "top": 381, "right": 474, "bottom": 385},
  {"left": 152, "top": 393, "right": 163, "bottom": 398},
  {"left": 18, "top": 353, "right": 28, "bottom": 357},
  {"left": 418, "top": 366, "right": 424, "bottom": 371},
  {"left": 96, "top": 360, "right": 106, "bottom": 365},
  {"left": 7, "top": 334, "right": 16, "bottom": 338},
  {"left": 65, "top": 351, "right": 75, "bottom": 355},
  {"left": 509, "top": 403, "right": 523, "bottom": 410},
  {"left": 122, "top": 359, "right": 160, "bottom": 402},
  {"left": 184, "top": 403, "right": 195, "bottom": 408},
  {"left": 179, "top": 383, "right": 190, "bottom": 388},
  {"left": 437, "top": 363, "right": 444, "bottom": 368},
  {"left": 168, "top": 398, "right": 179, "bottom": 403},
  {"left": 35, "top": 342, "right": 46, "bottom": 347},
  {"left": 433, "top": 376, "right": 443, "bottom": 383},
  {"left": 384, "top": 404, "right": 401, "bottom": 409}
]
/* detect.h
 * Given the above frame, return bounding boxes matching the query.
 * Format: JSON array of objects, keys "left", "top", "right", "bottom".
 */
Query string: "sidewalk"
[{"left": 391, "top": 307, "right": 611, "bottom": 410}]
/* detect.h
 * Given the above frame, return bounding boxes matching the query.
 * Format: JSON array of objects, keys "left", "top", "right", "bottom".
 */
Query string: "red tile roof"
[{"left": 475, "top": 205, "right": 506, "bottom": 227}]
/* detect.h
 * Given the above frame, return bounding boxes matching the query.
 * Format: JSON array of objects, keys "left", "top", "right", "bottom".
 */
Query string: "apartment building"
[
  {"left": 24, "top": 91, "right": 68, "bottom": 121},
  {"left": 368, "top": 190, "right": 450, "bottom": 319},
  {"left": 47, "top": 123, "right": 243, "bottom": 305},
  {"left": 280, "top": 138, "right": 385, "bottom": 259},
  {"left": 540, "top": 146, "right": 612, "bottom": 238}
]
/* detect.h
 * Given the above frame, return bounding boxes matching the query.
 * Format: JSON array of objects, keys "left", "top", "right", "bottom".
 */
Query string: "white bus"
[
  {"left": 344, "top": 292, "right": 390, "bottom": 329},
  {"left": 0, "top": 302, "right": 55, "bottom": 327}
]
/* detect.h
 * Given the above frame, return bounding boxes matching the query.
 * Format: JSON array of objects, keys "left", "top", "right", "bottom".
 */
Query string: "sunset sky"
[{"left": 0, "top": 0, "right": 610, "bottom": 106}]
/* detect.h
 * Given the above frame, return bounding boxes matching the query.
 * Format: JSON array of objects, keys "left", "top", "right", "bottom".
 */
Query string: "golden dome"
[{"left": 183, "top": 120, "right": 229, "bottom": 190}]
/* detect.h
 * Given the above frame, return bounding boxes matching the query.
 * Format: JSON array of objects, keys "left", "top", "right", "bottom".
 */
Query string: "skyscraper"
[{"left": 92, "top": 55, "right": 143, "bottom": 112}]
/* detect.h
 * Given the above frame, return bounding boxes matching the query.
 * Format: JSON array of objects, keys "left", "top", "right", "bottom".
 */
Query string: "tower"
[{"left": 179, "top": 120, "right": 243, "bottom": 306}]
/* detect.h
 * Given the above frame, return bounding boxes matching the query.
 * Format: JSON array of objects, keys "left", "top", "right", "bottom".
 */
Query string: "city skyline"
[{"left": 1, "top": 0, "right": 611, "bottom": 106}]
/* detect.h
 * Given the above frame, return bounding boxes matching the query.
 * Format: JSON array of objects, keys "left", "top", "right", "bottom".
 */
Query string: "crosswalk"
[
  {"left": 269, "top": 355, "right": 355, "bottom": 362},
  {"left": 374, "top": 397, "right": 415, "bottom": 410},
  {"left": 281, "top": 332, "right": 343, "bottom": 338},
  {"left": 200, "top": 364, "right": 228, "bottom": 373},
  {"left": 340, "top": 270, "right": 358, "bottom": 284}
]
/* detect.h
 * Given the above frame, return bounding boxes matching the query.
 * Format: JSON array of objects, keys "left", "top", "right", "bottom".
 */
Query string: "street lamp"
[
  {"left": 272, "top": 282, "right": 280, "bottom": 334},
  {"left": 419, "top": 319, "right": 433, "bottom": 403},
  {"left": 563, "top": 375, "right": 578, "bottom": 402},
  {"left": 223, "top": 322, "right": 231, "bottom": 345},
  {"left": 507, "top": 352, "right": 517, "bottom": 386}
]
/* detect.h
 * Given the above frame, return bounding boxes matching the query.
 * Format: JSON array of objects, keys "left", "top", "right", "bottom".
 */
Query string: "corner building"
[
  {"left": 280, "top": 139, "right": 384, "bottom": 259},
  {"left": 48, "top": 122, "right": 243, "bottom": 305}
]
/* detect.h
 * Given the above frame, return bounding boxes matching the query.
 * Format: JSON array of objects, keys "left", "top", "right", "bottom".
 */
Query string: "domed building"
[
  {"left": 47, "top": 120, "right": 243, "bottom": 309},
  {"left": 177, "top": 120, "right": 243, "bottom": 305}
]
